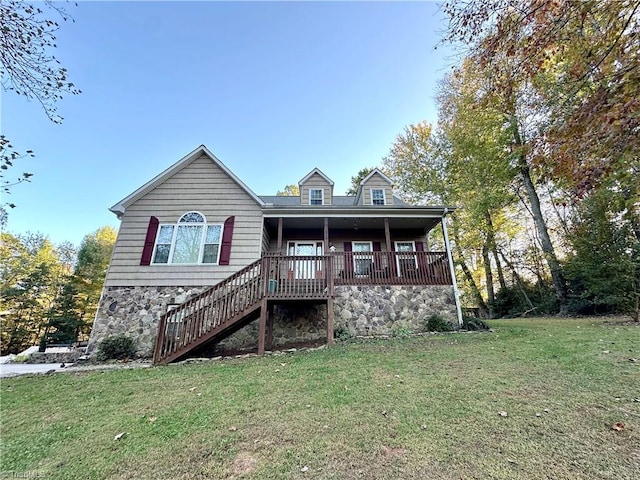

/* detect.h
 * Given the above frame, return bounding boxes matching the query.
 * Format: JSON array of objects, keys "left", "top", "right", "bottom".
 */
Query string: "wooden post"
[
  {"left": 323, "top": 217, "right": 329, "bottom": 249},
  {"left": 277, "top": 218, "right": 283, "bottom": 253},
  {"left": 266, "top": 302, "right": 274, "bottom": 351},
  {"left": 326, "top": 297, "right": 334, "bottom": 346},
  {"left": 258, "top": 298, "right": 268, "bottom": 354},
  {"left": 384, "top": 217, "right": 392, "bottom": 251}
]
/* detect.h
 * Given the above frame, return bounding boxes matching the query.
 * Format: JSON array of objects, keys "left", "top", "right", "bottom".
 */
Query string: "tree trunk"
[
  {"left": 485, "top": 211, "right": 507, "bottom": 290},
  {"left": 500, "top": 251, "right": 535, "bottom": 310},
  {"left": 482, "top": 240, "right": 496, "bottom": 318},
  {"left": 509, "top": 113, "right": 568, "bottom": 312},
  {"left": 452, "top": 220, "right": 489, "bottom": 315}
]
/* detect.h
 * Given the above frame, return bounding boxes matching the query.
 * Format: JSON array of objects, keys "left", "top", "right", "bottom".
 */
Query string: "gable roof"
[
  {"left": 298, "top": 168, "right": 334, "bottom": 186},
  {"left": 359, "top": 168, "right": 393, "bottom": 186},
  {"left": 110, "top": 145, "right": 265, "bottom": 217},
  {"left": 354, "top": 168, "right": 394, "bottom": 204}
]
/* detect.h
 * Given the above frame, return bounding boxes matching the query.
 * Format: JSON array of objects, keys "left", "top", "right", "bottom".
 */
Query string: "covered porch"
[{"left": 261, "top": 207, "right": 458, "bottom": 290}]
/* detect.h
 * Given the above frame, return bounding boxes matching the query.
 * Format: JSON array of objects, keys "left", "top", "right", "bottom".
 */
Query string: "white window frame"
[
  {"left": 151, "top": 211, "right": 223, "bottom": 265},
  {"left": 394, "top": 241, "right": 417, "bottom": 275},
  {"left": 309, "top": 188, "right": 324, "bottom": 205},
  {"left": 370, "top": 188, "right": 386, "bottom": 205},
  {"left": 352, "top": 241, "right": 373, "bottom": 276}
]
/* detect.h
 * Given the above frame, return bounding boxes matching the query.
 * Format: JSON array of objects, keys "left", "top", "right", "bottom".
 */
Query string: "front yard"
[{"left": 1, "top": 317, "right": 638, "bottom": 479}]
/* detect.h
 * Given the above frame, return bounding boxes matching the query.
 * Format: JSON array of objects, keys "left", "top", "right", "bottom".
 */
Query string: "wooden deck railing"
[
  {"left": 153, "top": 258, "right": 265, "bottom": 364},
  {"left": 153, "top": 251, "right": 452, "bottom": 364},
  {"left": 333, "top": 251, "right": 452, "bottom": 286}
]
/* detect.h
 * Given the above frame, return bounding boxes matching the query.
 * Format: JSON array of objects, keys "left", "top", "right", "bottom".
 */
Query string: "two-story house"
[{"left": 87, "top": 145, "right": 462, "bottom": 364}]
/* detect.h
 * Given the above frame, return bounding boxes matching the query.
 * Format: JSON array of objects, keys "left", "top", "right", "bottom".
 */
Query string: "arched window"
[{"left": 151, "top": 212, "right": 223, "bottom": 264}]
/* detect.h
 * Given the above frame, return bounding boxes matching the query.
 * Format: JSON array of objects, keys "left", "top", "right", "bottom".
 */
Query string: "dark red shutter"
[
  {"left": 416, "top": 241, "right": 427, "bottom": 273},
  {"left": 343, "top": 242, "right": 353, "bottom": 275},
  {"left": 140, "top": 216, "right": 159, "bottom": 266},
  {"left": 372, "top": 241, "right": 382, "bottom": 270},
  {"left": 219, "top": 216, "right": 235, "bottom": 265}
]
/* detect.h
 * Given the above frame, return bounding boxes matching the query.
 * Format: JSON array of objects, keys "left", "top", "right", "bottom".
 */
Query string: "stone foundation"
[
  {"left": 333, "top": 285, "right": 457, "bottom": 336},
  {"left": 87, "top": 286, "right": 208, "bottom": 358},
  {"left": 88, "top": 284, "right": 458, "bottom": 359}
]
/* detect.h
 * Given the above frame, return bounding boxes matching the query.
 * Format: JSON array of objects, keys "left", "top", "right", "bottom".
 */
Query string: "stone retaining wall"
[
  {"left": 27, "top": 350, "right": 83, "bottom": 364},
  {"left": 88, "top": 284, "right": 458, "bottom": 359}
]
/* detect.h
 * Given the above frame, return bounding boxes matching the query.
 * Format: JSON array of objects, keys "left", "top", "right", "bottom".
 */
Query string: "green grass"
[{"left": 1, "top": 317, "right": 639, "bottom": 479}]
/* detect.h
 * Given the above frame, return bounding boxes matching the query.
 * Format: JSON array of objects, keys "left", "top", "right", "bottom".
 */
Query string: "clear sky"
[{"left": 2, "top": 0, "right": 453, "bottom": 247}]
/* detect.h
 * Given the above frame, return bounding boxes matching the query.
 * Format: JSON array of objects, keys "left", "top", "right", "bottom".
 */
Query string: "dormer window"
[
  {"left": 371, "top": 188, "right": 386, "bottom": 205},
  {"left": 309, "top": 188, "right": 324, "bottom": 205}
]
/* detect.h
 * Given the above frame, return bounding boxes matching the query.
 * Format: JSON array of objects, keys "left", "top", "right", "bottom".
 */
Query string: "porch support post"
[
  {"left": 277, "top": 218, "right": 283, "bottom": 253},
  {"left": 384, "top": 217, "right": 392, "bottom": 251},
  {"left": 441, "top": 209, "right": 463, "bottom": 327},
  {"left": 258, "top": 298, "right": 268, "bottom": 354},
  {"left": 266, "top": 302, "right": 274, "bottom": 351},
  {"left": 326, "top": 297, "right": 334, "bottom": 346},
  {"left": 323, "top": 217, "right": 329, "bottom": 249}
]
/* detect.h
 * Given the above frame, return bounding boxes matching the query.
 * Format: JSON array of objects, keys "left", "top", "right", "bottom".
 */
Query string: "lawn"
[{"left": 1, "top": 317, "right": 638, "bottom": 479}]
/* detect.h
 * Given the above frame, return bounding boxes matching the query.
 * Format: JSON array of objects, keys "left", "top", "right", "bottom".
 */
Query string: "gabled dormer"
[
  {"left": 298, "top": 168, "right": 334, "bottom": 206},
  {"left": 354, "top": 168, "right": 394, "bottom": 206}
]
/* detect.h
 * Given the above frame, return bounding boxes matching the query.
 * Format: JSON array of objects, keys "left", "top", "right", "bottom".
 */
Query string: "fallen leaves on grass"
[
  {"left": 498, "top": 411, "right": 508, "bottom": 417},
  {"left": 114, "top": 432, "right": 126, "bottom": 441},
  {"left": 149, "top": 416, "right": 157, "bottom": 423},
  {"left": 611, "top": 422, "right": 625, "bottom": 432}
]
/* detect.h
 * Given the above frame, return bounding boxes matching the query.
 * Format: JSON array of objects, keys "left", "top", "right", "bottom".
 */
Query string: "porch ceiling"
[{"left": 263, "top": 216, "right": 442, "bottom": 233}]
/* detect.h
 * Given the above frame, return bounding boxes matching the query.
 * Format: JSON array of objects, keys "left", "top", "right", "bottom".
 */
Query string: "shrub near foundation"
[
  {"left": 426, "top": 314, "right": 454, "bottom": 332},
  {"left": 96, "top": 334, "right": 136, "bottom": 361}
]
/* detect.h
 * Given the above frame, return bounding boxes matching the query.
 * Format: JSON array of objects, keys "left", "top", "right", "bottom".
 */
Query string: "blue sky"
[{"left": 2, "top": 1, "right": 452, "bottom": 246}]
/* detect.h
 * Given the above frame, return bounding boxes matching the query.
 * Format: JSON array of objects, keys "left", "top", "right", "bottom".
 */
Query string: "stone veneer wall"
[
  {"left": 333, "top": 285, "right": 458, "bottom": 336},
  {"left": 87, "top": 286, "right": 208, "bottom": 358},
  {"left": 88, "top": 285, "right": 458, "bottom": 359}
]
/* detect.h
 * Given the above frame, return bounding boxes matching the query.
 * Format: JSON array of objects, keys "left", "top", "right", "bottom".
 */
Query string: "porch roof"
[{"left": 261, "top": 205, "right": 456, "bottom": 233}]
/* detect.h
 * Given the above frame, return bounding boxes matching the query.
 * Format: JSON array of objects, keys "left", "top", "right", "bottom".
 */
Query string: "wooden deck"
[{"left": 153, "top": 251, "right": 452, "bottom": 364}]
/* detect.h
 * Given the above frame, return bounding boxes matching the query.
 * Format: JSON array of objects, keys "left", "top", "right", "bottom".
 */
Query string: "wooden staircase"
[{"left": 153, "top": 258, "right": 267, "bottom": 365}]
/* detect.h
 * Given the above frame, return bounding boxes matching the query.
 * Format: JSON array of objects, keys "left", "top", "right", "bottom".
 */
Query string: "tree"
[
  {"left": 276, "top": 184, "right": 299, "bottom": 196},
  {"left": 69, "top": 226, "right": 117, "bottom": 334},
  {"left": 441, "top": 0, "right": 639, "bottom": 224},
  {"left": 565, "top": 185, "right": 640, "bottom": 320},
  {"left": 0, "top": 0, "right": 80, "bottom": 219},
  {"left": 346, "top": 167, "right": 377, "bottom": 196},
  {"left": 0, "top": 232, "right": 69, "bottom": 353}
]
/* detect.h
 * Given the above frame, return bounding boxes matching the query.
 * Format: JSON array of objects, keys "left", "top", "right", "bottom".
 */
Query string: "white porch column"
[{"left": 441, "top": 208, "right": 463, "bottom": 326}]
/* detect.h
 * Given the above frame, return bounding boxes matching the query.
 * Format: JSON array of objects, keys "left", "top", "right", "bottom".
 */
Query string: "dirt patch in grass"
[{"left": 231, "top": 451, "right": 258, "bottom": 477}]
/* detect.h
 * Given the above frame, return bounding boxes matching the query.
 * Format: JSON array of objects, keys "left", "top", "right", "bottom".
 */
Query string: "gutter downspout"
[{"left": 442, "top": 208, "right": 463, "bottom": 327}]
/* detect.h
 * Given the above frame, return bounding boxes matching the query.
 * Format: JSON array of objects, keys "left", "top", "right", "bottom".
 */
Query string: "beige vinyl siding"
[
  {"left": 261, "top": 224, "right": 271, "bottom": 255},
  {"left": 300, "top": 173, "right": 333, "bottom": 205},
  {"left": 359, "top": 174, "right": 394, "bottom": 205},
  {"left": 105, "top": 154, "right": 264, "bottom": 287}
]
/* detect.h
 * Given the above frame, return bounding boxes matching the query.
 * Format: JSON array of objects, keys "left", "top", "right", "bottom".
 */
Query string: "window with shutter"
[{"left": 145, "top": 212, "right": 226, "bottom": 265}]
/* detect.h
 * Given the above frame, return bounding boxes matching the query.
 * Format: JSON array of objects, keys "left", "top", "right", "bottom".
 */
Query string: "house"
[{"left": 87, "top": 145, "right": 462, "bottom": 364}]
